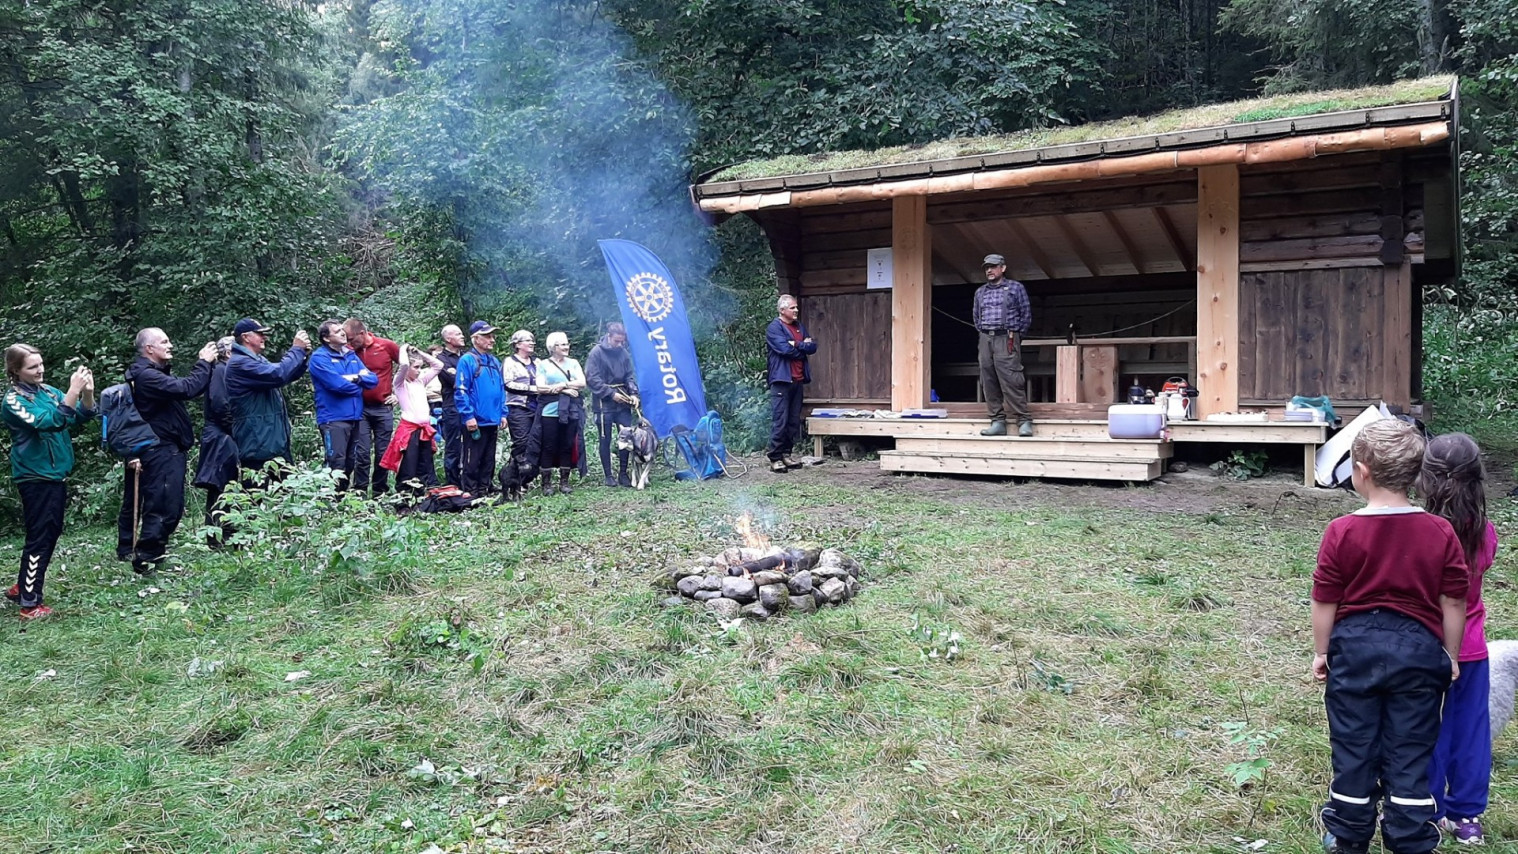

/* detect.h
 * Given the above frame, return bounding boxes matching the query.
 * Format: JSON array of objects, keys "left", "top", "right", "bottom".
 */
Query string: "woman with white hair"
[{"left": 535, "top": 331, "right": 585, "bottom": 495}]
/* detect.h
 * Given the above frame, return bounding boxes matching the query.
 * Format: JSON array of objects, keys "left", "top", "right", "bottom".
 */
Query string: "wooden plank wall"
[
  {"left": 802, "top": 292, "right": 892, "bottom": 404},
  {"left": 1236, "top": 151, "right": 1426, "bottom": 407}
]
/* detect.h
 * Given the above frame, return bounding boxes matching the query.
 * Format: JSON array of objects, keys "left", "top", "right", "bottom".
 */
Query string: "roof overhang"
[{"left": 693, "top": 100, "right": 1454, "bottom": 215}]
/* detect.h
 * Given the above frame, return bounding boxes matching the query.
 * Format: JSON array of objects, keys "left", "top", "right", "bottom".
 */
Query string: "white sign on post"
[{"left": 866, "top": 247, "right": 893, "bottom": 289}]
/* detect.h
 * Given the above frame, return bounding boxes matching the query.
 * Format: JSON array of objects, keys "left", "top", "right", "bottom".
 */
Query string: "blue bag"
[{"left": 669, "top": 410, "right": 727, "bottom": 481}]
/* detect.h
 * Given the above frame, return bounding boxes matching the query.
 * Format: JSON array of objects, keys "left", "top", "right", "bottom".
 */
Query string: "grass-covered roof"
[{"left": 706, "top": 76, "right": 1456, "bottom": 184}]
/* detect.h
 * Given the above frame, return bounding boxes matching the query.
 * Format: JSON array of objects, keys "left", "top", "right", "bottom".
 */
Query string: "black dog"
[{"left": 496, "top": 456, "right": 539, "bottom": 505}]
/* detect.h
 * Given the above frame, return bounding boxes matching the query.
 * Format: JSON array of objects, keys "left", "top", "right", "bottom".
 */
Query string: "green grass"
[
  {"left": 2, "top": 461, "right": 1516, "bottom": 852},
  {"left": 709, "top": 76, "right": 1456, "bottom": 183}
]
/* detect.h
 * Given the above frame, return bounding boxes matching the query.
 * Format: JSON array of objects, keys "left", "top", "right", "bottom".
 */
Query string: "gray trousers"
[
  {"left": 353, "top": 403, "right": 395, "bottom": 495},
  {"left": 978, "top": 331, "right": 1030, "bottom": 425}
]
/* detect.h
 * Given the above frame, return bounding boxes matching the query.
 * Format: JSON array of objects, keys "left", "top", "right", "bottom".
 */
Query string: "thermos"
[{"left": 1127, "top": 378, "right": 1146, "bottom": 406}]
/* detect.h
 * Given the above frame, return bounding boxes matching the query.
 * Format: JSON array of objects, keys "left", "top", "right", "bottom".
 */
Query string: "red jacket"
[{"left": 354, "top": 337, "right": 400, "bottom": 406}]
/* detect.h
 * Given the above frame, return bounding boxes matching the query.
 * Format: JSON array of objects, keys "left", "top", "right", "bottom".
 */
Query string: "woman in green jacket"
[{"left": 2, "top": 344, "right": 94, "bottom": 621}]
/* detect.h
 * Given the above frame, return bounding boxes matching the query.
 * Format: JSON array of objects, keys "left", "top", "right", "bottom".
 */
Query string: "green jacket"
[{"left": 2, "top": 383, "right": 95, "bottom": 482}]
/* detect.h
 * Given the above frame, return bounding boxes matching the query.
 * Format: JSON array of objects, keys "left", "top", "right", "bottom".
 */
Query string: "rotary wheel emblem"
[{"left": 625, "top": 272, "right": 675, "bottom": 323}]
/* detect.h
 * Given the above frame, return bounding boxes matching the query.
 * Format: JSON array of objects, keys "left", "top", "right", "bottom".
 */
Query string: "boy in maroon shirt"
[
  {"left": 344, "top": 318, "right": 401, "bottom": 496},
  {"left": 1312, "top": 419, "right": 1468, "bottom": 854}
]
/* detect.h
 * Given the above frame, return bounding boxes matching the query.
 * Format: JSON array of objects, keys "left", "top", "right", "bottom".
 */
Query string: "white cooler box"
[{"left": 1107, "top": 404, "right": 1166, "bottom": 439}]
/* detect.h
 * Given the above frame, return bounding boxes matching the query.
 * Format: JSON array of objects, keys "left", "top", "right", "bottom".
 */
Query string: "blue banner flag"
[{"left": 598, "top": 239, "right": 708, "bottom": 438}]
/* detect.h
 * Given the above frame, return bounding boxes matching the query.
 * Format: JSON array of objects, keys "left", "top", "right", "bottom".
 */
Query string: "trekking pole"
[{"left": 130, "top": 462, "right": 141, "bottom": 562}]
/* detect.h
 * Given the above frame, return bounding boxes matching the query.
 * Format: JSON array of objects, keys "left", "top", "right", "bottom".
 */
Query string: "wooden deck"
[{"left": 807, "top": 416, "right": 1327, "bottom": 485}]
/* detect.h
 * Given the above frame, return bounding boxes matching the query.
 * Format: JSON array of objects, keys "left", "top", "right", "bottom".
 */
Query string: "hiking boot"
[
  {"left": 770, "top": 459, "right": 788, "bottom": 473},
  {"left": 783, "top": 456, "right": 803, "bottom": 469},
  {"left": 1440, "top": 816, "right": 1485, "bottom": 845},
  {"left": 558, "top": 468, "right": 573, "bottom": 495},
  {"left": 541, "top": 473, "right": 554, "bottom": 497},
  {"left": 19, "top": 604, "right": 54, "bottom": 622},
  {"left": 1018, "top": 421, "right": 1034, "bottom": 437},
  {"left": 604, "top": 475, "right": 617, "bottom": 487},
  {"left": 4, "top": 584, "right": 18, "bottom": 604},
  {"left": 617, "top": 471, "right": 632, "bottom": 488},
  {"left": 132, "top": 558, "right": 157, "bottom": 577},
  {"left": 1321, "top": 832, "right": 1368, "bottom": 854},
  {"left": 980, "top": 420, "right": 1007, "bottom": 436}
]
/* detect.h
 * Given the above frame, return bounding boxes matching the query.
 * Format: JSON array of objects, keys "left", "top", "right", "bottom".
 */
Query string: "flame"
[{"left": 735, "top": 511, "right": 771, "bottom": 551}]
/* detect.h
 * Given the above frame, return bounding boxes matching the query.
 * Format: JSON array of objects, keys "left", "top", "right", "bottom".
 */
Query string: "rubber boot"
[
  {"left": 559, "top": 468, "right": 573, "bottom": 495},
  {"left": 541, "top": 472, "right": 554, "bottom": 497},
  {"left": 617, "top": 451, "right": 631, "bottom": 488},
  {"left": 980, "top": 420, "right": 1007, "bottom": 436}
]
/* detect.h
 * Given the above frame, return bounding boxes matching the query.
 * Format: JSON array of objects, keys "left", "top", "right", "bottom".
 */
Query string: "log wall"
[{"left": 801, "top": 292, "right": 892, "bottom": 404}]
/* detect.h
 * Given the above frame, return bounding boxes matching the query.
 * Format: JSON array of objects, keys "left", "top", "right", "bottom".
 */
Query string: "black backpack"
[{"left": 99, "top": 382, "right": 160, "bottom": 458}]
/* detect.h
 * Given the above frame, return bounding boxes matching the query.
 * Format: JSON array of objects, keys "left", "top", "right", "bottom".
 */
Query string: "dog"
[
  {"left": 1490, "top": 640, "right": 1518, "bottom": 744},
  {"left": 496, "top": 455, "right": 539, "bottom": 506},
  {"left": 616, "top": 418, "right": 658, "bottom": 490}
]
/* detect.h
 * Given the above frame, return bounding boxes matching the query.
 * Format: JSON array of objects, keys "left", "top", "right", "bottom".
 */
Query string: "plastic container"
[{"left": 1107, "top": 404, "right": 1166, "bottom": 439}]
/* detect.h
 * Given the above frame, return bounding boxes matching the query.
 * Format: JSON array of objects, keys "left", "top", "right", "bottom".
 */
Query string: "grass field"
[{"left": 2, "top": 456, "right": 1516, "bottom": 853}]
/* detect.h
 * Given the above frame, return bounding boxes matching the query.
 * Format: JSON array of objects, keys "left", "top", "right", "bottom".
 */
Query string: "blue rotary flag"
[{"left": 598, "top": 239, "right": 708, "bottom": 438}]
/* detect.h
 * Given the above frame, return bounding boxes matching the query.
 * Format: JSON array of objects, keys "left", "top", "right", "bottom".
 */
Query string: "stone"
[
  {"left": 739, "top": 602, "right": 772, "bottom": 621},
  {"left": 700, "top": 574, "right": 723, "bottom": 591},
  {"left": 661, "top": 596, "right": 685, "bottom": 608},
  {"left": 758, "top": 584, "right": 788, "bottom": 611},
  {"left": 672, "top": 565, "right": 705, "bottom": 580},
  {"left": 693, "top": 590, "right": 723, "bottom": 601},
  {"left": 812, "top": 565, "right": 848, "bottom": 581},
  {"left": 705, "top": 597, "right": 741, "bottom": 619},
  {"left": 721, "top": 576, "right": 758, "bottom": 603},
  {"left": 820, "top": 578, "right": 847, "bottom": 604},
  {"left": 750, "top": 570, "right": 786, "bottom": 588},
  {"left": 788, "top": 593, "right": 817, "bottom": 614},
  {"left": 812, "top": 589, "right": 828, "bottom": 608},
  {"left": 844, "top": 576, "right": 861, "bottom": 599},
  {"left": 820, "top": 548, "right": 861, "bottom": 577},
  {"left": 677, "top": 576, "right": 704, "bottom": 597},
  {"left": 787, "top": 571, "right": 813, "bottom": 596}
]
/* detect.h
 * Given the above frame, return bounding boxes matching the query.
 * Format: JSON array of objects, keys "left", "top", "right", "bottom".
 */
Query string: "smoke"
[{"left": 337, "top": 0, "right": 720, "bottom": 333}]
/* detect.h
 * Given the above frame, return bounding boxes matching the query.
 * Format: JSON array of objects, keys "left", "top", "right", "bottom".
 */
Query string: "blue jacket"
[
  {"left": 454, "top": 348, "right": 504, "bottom": 426},
  {"left": 308, "top": 345, "right": 376, "bottom": 424},
  {"left": 226, "top": 343, "right": 308, "bottom": 465},
  {"left": 766, "top": 318, "right": 816, "bottom": 384}
]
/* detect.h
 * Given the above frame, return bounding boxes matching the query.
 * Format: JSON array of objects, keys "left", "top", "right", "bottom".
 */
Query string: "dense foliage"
[{"left": 1, "top": 0, "right": 1517, "bottom": 468}]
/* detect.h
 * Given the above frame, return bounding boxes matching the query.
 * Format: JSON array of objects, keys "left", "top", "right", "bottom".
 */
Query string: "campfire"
[{"left": 666, "top": 512, "right": 863, "bottom": 620}]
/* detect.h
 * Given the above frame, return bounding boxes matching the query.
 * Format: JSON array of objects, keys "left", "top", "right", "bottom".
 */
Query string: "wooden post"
[
  {"left": 891, "top": 195, "right": 932, "bottom": 411},
  {"left": 1196, "top": 165, "right": 1240, "bottom": 417},
  {"left": 1383, "top": 259, "right": 1412, "bottom": 407},
  {"left": 1055, "top": 346, "right": 1081, "bottom": 403}
]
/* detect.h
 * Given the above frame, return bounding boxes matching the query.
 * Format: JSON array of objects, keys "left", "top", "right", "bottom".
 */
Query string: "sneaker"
[
  {"left": 19, "top": 604, "right": 54, "bottom": 622},
  {"left": 1440, "top": 816, "right": 1485, "bottom": 845},
  {"left": 1321, "top": 832, "right": 1368, "bottom": 854},
  {"left": 4, "top": 584, "right": 17, "bottom": 604},
  {"left": 770, "top": 460, "right": 788, "bottom": 473}
]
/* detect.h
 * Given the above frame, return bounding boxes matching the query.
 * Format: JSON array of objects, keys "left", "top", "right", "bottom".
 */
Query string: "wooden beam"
[
  {"left": 1383, "top": 259, "right": 1412, "bottom": 407},
  {"left": 1101, "top": 211, "right": 1148, "bottom": 275},
  {"left": 1196, "top": 164, "right": 1241, "bottom": 417},
  {"left": 757, "top": 210, "right": 804, "bottom": 295},
  {"left": 1151, "top": 207, "right": 1193, "bottom": 272},
  {"left": 929, "top": 180, "right": 1196, "bottom": 224},
  {"left": 1055, "top": 345, "right": 1081, "bottom": 403},
  {"left": 1053, "top": 216, "right": 1100, "bottom": 277},
  {"left": 1006, "top": 219, "right": 1054, "bottom": 279},
  {"left": 1379, "top": 154, "right": 1406, "bottom": 265},
  {"left": 891, "top": 195, "right": 932, "bottom": 411},
  {"left": 1081, "top": 346, "right": 1119, "bottom": 404}
]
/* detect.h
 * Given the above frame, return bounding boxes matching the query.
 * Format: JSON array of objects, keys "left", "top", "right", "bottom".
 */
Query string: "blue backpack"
[
  {"left": 670, "top": 410, "right": 727, "bottom": 481},
  {"left": 99, "top": 381, "right": 160, "bottom": 459}
]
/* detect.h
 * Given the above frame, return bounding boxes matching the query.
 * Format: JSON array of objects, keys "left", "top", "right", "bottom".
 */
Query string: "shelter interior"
[{"left": 752, "top": 148, "right": 1456, "bottom": 414}]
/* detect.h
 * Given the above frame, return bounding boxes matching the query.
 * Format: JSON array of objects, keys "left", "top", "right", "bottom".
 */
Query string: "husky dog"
[
  {"left": 616, "top": 418, "right": 658, "bottom": 490},
  {"left": 1490, "top": 640, "right": 1518, "bottom": 744}
]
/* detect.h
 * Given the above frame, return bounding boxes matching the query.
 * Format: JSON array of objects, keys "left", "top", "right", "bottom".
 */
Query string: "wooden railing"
[{"left": 940, "top": 335, "right": 1198, "bottom": 404}]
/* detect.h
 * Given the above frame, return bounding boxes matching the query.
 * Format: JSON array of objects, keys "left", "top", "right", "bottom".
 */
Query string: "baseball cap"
[
  {"left": 983, "top": 254, "right": 1006, "bottom": 267},
  {"left": 469, "top": 320, "right": 498, "bottom": 337},
  {"left": 234, "top": 318, "right": 273, "bottom": 337}
]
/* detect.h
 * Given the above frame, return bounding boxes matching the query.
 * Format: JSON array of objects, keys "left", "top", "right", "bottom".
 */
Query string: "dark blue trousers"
[
  {"left": 439, "top": 408, "right": 462, "bottom": 487},
  {"left": 767, "top": 381, "right": 805, "bottom": 462},
  {"left": 1427, "top": 656, "right": 1491, "bottom": 821},
  {"left": 1321, "top": 609, "right": 1452, "bottom": 854}
]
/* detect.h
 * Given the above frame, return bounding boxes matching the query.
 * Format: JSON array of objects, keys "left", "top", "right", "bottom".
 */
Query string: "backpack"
[
  {"left": 99, "top": 381, "right": 160, "bottom": 458},
  {"left": 669, "top": 410, "right": 727, "bottom": 481},
  {"left": 413, "top": 484, "right": 475, "bottom": 513}
]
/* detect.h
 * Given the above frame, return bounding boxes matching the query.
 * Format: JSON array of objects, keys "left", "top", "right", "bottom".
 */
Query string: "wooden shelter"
[{"left": 692, "top": 79, "right": 1461, "bottom": 482}]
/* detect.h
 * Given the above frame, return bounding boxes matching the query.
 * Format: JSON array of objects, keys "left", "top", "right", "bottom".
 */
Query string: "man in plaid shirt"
[{"left": 972, "top": 253, "right": 1033, "bottom": 437}]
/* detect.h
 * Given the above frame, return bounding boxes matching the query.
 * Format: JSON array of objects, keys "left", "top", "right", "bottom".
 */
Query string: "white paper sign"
[{"left": 867, "top": 247, "right": 893, "bottom": 289}]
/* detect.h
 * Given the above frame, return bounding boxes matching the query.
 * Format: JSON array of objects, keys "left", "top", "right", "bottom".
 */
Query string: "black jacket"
[
  {"left": 126, "top": 355, "right": 213, "bottom": 451},
  {"left": 437, "top": 349, "right": 463, "bottom": 412},
  {"left": 585, "top": 337, "right": 638, "bottom": 414}
]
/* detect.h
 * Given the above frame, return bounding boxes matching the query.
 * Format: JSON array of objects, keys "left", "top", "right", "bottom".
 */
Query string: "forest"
[{"left": 1, "top": 0, "right": 1516, "bottom": 469}]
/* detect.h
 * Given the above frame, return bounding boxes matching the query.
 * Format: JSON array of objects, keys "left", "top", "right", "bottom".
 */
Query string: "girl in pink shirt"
[
  {"left": 380, "top": 345, "right": 443, "bottom": 494},
  {"left": 1420, "top": 432, "right": 1498, "bottom": 845}
]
